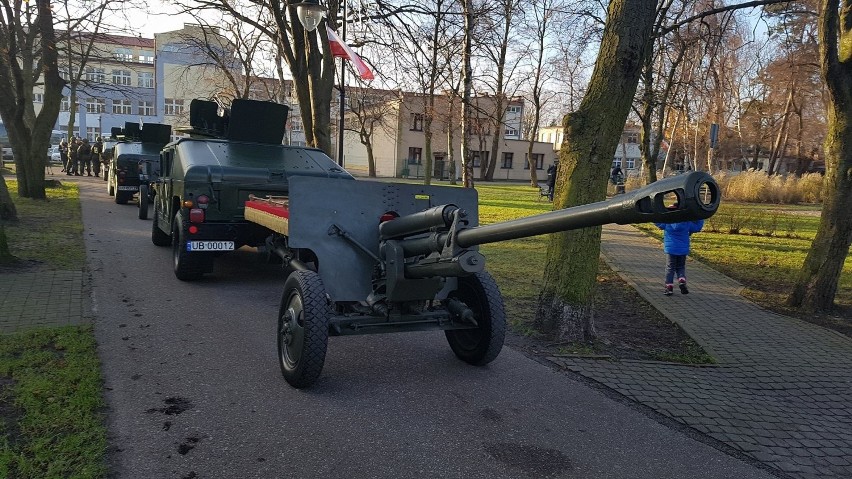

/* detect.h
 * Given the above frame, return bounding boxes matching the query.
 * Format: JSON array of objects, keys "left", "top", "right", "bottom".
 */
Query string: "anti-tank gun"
[{"left": 245, "top": 172, "right": 720, "bottom": 388}]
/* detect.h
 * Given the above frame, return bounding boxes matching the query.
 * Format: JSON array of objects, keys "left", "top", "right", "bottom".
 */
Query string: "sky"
[{"left": 135, "top": 4, "right": 197, "bottom": 37}]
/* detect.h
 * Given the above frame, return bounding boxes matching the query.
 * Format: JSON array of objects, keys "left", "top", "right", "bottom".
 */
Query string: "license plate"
[
  {"left": 117, "top": 185, "right": 138, "bottom": 191},
  {"left": 187, "top": 241, "right": 234, "bottom": 252}
]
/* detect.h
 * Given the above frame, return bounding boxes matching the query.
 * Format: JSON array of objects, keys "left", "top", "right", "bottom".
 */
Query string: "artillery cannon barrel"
[
  {"left": 456, "top": 171, "right": 718, "bottom": 248},
  {"left": 397, "top": 171, "right": 718, "bottom": 258},
  {"left": 379, "top": 204, "right": 459, "bottom": 240}
]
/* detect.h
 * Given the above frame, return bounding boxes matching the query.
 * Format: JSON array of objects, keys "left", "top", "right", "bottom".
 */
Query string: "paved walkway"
[
  {"left": 547, "top": 224, "right": 852, "bottom": 479},
  {"left": 0, "top": 270, "right": 87, "bottom": 332},
  {"left": 2, "top": 179, "right": 850, "bottom": 477}
]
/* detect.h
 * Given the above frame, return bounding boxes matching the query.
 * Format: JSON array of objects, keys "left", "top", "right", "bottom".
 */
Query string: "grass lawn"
[
  {"left": 0, "top": 327, "right": 106, "bottom": 478},
  {"left": 0, "top": 177, "right": 106, "bottom": 477},
  {"left": 3, "top": 179, "right": 85, "bottom": 270},
  {"left": 462, "top": 180, "right": 851, "bottom": 327}
]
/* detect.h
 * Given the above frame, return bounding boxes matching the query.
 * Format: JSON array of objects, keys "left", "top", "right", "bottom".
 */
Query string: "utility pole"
[{"left": 337, "top": 0, "right": 346, "bottom": 167}]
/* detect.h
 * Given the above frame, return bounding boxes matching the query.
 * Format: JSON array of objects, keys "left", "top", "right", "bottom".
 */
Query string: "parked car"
[{"left": 48, "top": 146, "right": 62, "bottom": 165}]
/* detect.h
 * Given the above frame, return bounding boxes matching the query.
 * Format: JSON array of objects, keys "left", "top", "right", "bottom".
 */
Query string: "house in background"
[
  {"left": 342, "top": 92, "right": 553, "bottom": 180},
  {"left": 31, "top": 25, "right": 303, "bottom": 145},
  {"left": 538, "top": 123, "right": 647, "bottom": 173}
]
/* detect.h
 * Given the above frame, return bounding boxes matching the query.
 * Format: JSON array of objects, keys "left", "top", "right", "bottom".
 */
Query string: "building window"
[
  {"left": 408, "top": 147, "right": 422, "bottom": 164},
  {"left": 410, "top": 113, "right": 423, "bottom": 131},
  {"left": 113, "top": 48, "right": 134, "bottom": 62},
  {"left": 61, "top": 97, "right": 71, "bottom": 111},
  {"left": 505, "top": 126, "right": 518, "bottom": 137},
  {"left": 626, "top": 157, "right": 637, "bottom": 169},
  {"left": 112, "top": 70, "right": 131, "bottom": 86},
  {"left": 472, "top": 151, "right": 489, "bottom": 168},
  {"left": 164, "top": 98, "right": 184, "bottom": 116},
  {"left": 33, "top": 93, "right": 43, "bottom": 103},
  {"left": 524, "top": 153, "right": 544, "bottom": 170},
  {"left": 138, "top": 72, "right": 154, "bottom": 88},
  {"left": 506, "top": 105, "right": 521, "bottom": 114},
  {"left": 612, "top": 158, "right": 622, "bottom": 168},
  {"left": 139, "top": 101, "right": 154, "bottom": 116},
  {"left": 84, "top": 67, "right": 105, "bottom": 83},
  {"left": 112, "top": 99, "right": 132, "bottom": 114},
  {"left": 291, "top": 118, "right": 303, "bottom": 132},
  {"left": 59, "top": 67, "right": 70, "bottom": 81},
  {"left": 501, "top": 152, "right": 513, "bottom": 169},
  {"left": 85, "top": 98, "right": 105, "bottom": 113},
  {"left": 625, "top": 132, "right": 639, "bottom": 143},
  {"left": 86, "top": 127, "right": 100, "bottom": 141},
  {"left": 137, "top": 51, "right": 154, "bottom": 63}
]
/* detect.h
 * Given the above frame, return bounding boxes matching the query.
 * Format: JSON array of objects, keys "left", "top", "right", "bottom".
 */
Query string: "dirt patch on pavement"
[{"left": 506, "top": 263, "right": 714, "bottom": 364}]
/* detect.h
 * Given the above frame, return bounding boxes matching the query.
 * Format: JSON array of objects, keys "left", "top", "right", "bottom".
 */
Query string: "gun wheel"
[
  {"left": 138, "top": 184, "right": 149, "bottom": 220},
  {"left": 278, "top": 270, "right": 329, "bottom": 388},
  {"left": 444, "top": 270, "right": 506, "bottom": 366}
]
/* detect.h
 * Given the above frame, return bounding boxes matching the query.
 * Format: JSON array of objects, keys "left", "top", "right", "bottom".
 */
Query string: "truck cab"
[{"left": 150, "top": 99, "right": 353, "bottom": 280}]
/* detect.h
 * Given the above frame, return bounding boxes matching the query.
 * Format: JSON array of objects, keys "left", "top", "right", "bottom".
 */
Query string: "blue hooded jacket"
[{"left": 654, "top": 220, "right": 704, "bottom": 255}]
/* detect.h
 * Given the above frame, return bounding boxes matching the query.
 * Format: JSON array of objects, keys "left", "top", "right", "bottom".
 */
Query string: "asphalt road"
[{"left": 76, "top": 177, "right": 775, "bottom": 479}]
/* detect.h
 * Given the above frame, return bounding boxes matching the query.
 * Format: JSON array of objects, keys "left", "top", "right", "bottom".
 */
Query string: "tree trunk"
[
  {"left": 424, "top": 117, "right": 434, "bottom": 185},
  {"left": 535, "top": 0, "right": 656, "bottom": 340},
  {"left": 0, "top": 174, "right": 18, "bottom": 221},
  {"left": 767, "top": 83, "right": 795, "bottom": 175},
  {"left": 787, "top": 0, "right": 852, "bottom": 312},
  {"left": 460, "top": 0, "right": 475, "bottom": 189}
]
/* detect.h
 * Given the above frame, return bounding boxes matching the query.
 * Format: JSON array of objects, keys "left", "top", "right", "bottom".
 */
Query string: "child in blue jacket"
[{"left": 655, "top": 212, "right": 704, "bottom": 295}]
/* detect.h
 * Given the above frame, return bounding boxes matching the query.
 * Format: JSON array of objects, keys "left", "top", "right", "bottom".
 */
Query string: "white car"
[{"left": 48, "top": 146, "right": 62, "bottom": 165}]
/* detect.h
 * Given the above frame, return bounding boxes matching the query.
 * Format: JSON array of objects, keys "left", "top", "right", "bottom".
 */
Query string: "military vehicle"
[
  {"left": 101, "top": 138, "right": 118, "bottom": 181},
  {"left": 106, "top": 123, "right": 172, "bottom": 205},
  {"left": 149, "top": 99, "right": 352, "bottom": 280},
  {"left": 136, "top": 157, "right": 159, "bottom": 220}
]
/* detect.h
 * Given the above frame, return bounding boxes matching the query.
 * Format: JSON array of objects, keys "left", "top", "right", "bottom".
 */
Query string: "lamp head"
[{"left": 293, "top": 0, "right": 327, "bottom": 32}]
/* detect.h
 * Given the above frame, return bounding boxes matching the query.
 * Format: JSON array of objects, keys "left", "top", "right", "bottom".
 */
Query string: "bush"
[{"left": 714, "top": 170, "right": 823, "bottom": 204}]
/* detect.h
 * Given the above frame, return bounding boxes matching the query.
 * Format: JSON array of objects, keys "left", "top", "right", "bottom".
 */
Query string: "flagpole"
[{"left": 337, "top": 0, "right": 346, "bottom": 167}]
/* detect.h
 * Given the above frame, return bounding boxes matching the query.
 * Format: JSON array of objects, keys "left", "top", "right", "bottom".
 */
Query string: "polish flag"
[{"left": 327, "top": 27, "right": 374, "bottom": 80}]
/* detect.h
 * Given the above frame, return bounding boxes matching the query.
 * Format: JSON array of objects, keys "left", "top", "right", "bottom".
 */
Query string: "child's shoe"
[
  {"left": 678, "top": 278, "right": 689, "bottom": 294},
  {"left": 664, "top": 284, "right": 673, "bottom": 296}
]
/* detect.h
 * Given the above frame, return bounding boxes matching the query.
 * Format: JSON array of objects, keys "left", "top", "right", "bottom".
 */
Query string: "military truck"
[
  {"left": 150, "top": 99, "right": 352, "bottom": 280},
  {"left": 107, "top": 123, "right": 172, "bottom": 205}
]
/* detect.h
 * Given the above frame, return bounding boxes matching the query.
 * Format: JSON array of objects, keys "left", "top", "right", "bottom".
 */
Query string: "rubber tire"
[
  {"left": 151, "top": 201, "right": 171, "bottom": 246},
  {"left": 444, "top": 270, "right": 507, "bottom": 366},
  {"left": 171, "top": 213, "right": 204, "bottom": 281},
  {"left": 278, "top": 270, "right": 330, "bottom": 388},
  {"left": 107, "top": 171, "right": 115, "bottom": 196},
  {"left": 114, "top": 189, "right": 128, "bottom": 205},
  {"left": 138, "top": 184, "right": 149, "bottom": 220}
]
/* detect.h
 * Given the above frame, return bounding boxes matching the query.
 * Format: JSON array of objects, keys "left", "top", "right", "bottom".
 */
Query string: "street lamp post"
[{"left": 294, "top": 0, "right": 346, "bottom": 167}]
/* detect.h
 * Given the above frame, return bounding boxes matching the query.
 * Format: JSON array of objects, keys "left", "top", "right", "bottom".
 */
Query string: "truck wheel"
[
  {"left": 171, "top": 213, "right": 204, "bottom": 281},
  {"left": 107, "top": 172, "right": 115, "bottom": 196},
  {"left": 151, "top": 202, "right": 171, "bottom": 246},
  {"left": 278, "top": 270, "right": 330, "bottom": 388},
  {"left": 444, "top": 270, "right": 506, "bottom": 366},
  {"left": 138, "top": 185, "right": 149, "bottom": 220}
]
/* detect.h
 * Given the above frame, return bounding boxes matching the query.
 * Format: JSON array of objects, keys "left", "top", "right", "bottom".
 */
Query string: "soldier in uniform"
[
  {"left": 68, "top": 137, "right": 80, "bottom": 176},
  {"left": 77, "top": 138, "right": 93, "bottom": 176},
  {"left": 59, "top": 140, "right": 69, "bottom": 173},
  {"left": 91, "top": 137, "right": 103, "bottom": 178}
]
